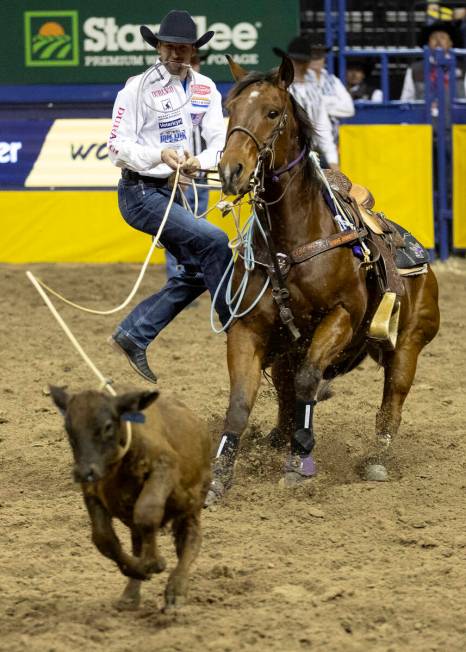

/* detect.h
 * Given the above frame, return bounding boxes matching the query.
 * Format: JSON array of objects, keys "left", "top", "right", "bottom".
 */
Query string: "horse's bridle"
[
  {"left": 224, "top": 103, "right": 303, "bottom": 340},
  {"left": 225, "top": 107, "right": 289, "bottom": 185}
]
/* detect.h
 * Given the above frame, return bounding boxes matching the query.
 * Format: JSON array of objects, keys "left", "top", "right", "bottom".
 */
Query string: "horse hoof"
[
  {"left": 279, "top": 471, "right": 310, "bottom": 488},
  {"left": 364, "top": 463, "right": 388, "bottom": 482},
  {"left": 114, "top": 596, "right": 140, "bottom": 611},
  {"left": 204, "top": 479, "right": 226, "bottom": 507}
]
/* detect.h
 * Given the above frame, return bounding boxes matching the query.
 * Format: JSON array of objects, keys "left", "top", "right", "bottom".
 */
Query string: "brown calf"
[{"left": 50, "top": 387, "right": 211, "bottom": 610}]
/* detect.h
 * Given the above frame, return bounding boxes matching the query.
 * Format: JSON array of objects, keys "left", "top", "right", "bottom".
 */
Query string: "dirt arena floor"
[{"left": 1, "top": 258, "right": 465, "bottom": 652}]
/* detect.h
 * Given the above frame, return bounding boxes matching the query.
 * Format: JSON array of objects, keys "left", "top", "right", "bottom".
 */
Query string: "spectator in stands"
[
  {"left": 307, "top": 43, "right": 355, "bottom": 140},
  {"left": 401, "top": 20, "right": 466, "bottom": 106},
  {"left": 346, "top": 59, "right": 383, "bottom": 102},
  {"left": 273, "top": 37, "right": 339, "bottom": 169}
]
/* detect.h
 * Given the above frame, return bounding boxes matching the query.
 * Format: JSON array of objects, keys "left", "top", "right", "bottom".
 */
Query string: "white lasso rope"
[
  {"left": 26, "top": 270, "right": 133, "bottom": 460},
  {"left": 30, "top": 164, "right": 182, "bottom": 316}
]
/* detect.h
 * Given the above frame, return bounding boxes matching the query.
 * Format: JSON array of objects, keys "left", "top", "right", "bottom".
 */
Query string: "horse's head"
[{"left": 219, "top": 56, "right": 311, "bottom": 195}]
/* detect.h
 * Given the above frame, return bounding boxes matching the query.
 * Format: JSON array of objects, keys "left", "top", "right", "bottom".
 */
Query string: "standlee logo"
[
  {"left": 82, "top": 16, "right": 261, "bottom": 65},
  {"left": 24, "top": 11, "right": 79, "bottom": 67}
]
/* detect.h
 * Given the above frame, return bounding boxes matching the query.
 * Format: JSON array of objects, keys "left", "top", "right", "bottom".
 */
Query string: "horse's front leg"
[
  {"left": 267, "top": 353, "right": 299, "bottom": 450},
  {"left": 205, "top": 321, "right": 265, "bottom": 505},
  {"left": 284, "top": 305, "right": 354, "bottom": 485}
]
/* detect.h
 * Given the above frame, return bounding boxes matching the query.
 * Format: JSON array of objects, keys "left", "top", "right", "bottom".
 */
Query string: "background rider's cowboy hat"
[
  {"left": 417, "top": 20, "right": 464, "bottom": 48},
  {"left": 140, "top": 10, "right": 214, "bottom": 49},
  {"left": 273, "top": 36, "right": 331, "bottom": 62}
]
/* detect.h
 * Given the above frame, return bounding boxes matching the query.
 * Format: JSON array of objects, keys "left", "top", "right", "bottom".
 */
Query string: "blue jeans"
[
  {"left": 166, "top": 181, "right": 210, "bottom": 279},
  {"left": 116, "top": 179, "right": 231, "bottom": 349}
]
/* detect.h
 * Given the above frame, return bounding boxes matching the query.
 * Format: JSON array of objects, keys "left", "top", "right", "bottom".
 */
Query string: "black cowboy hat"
[
  {"left": 273, "top": 36, "right": 330, "bottom": 63},
  {"left": 418, "top": 20, "right": 464, "bottom": 48},
  {"left": 140, "top": 10, "right": 214, "bottom": 49}
]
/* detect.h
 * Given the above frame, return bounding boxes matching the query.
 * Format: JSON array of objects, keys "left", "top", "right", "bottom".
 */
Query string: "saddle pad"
[{"left": 389, "top": 221, "right": 431, "bottom": 268}]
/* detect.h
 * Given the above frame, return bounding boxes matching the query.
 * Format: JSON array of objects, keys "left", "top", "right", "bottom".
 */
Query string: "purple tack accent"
[
  {"left": 352, "top": 245, "right": 363, "bottom": 258},
  {"left": 270, "top": 147, "right": 307, "bottom": 182},
  {"left": 285, "top": 453, "right": 317, "bottom": 477},
  {"left": 300, "top": 455, "right": 316, "bottom": 477}
]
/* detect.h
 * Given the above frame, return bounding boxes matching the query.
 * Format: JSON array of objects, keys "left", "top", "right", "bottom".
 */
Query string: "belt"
[{"left": 121, "top": 169, "right": 169, "bottom": 187}]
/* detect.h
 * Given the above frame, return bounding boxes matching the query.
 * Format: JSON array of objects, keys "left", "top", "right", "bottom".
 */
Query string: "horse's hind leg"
[
  {"left": 205, "top": 321, "right": 265, "bottom": 505},
  {"left": 365, "top": 337, "right": 433, "bottom": 480},
  {"left": 365, "top": 273, "right": 440, "bottom": 480},
  {"left": 268, "top": 354, "right": 298, "bottom": 450}
]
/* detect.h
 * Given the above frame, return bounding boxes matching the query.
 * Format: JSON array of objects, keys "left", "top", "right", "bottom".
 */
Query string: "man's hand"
[
  {"left": 161, "top": 148, "right": 188, "bottom": 170},
  {"left": 181, "top": 156, "right": 201, "bottom": 176}
]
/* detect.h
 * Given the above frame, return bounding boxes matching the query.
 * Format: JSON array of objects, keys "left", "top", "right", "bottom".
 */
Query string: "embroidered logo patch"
[
  {"left": 191, "top": 97, "right": 210, "bottom": 108},
  {"left": 191, "top": 84, "right": 211, "bottom": 95},
  {"left": 190, "top": 112, "right": 205, "bottom": 126},
  {"left": 158, "top": 117, "right": 183, "bottom": 129},
  {"left": 160, "top": 130, "right": 187, "bottom": 144}
]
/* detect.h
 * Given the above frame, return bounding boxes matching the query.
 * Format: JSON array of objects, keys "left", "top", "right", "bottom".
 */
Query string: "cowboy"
[
  {"left": 273, "top": 36, "right": 339, "bottom": 169},
  {"left": 306, "top": 40, "right": 355, "bottom": 142},
  {"left": 107, "top": 10, "right": 231, "bottom": 383},
  {"left": 400, "top": 20, "right": 466, "bottom": 107}
]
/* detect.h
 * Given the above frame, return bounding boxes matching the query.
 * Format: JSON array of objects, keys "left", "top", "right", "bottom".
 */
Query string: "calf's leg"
[
  {"left": 116, "top": 531, "right": 143, "bottom": 609},
  {"left": 165, "top": 513, "right": 202, "bottom": 609},
  {"left": 133, "top": 467, "right": 174, "bottom": 573},
  {"left": 84, "top": 495, "right": 148, "bottom": 580}
]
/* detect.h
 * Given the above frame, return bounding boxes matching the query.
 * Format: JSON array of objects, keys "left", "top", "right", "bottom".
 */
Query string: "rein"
[{"left": 226, "top": 103, "right": 304, "bottom": 340}]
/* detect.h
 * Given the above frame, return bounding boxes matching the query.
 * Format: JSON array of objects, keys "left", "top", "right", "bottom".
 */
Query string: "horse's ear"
[
  {"left": 226, "top": 54, "right": 248, "bottom": 82},
  {"left": 277, "top": 55, "right": 294, "bottom": 89}
]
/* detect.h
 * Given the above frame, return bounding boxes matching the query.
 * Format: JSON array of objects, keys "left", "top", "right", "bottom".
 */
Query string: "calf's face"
[{"left": 50, "top": 387, "right": 158, "bottom": 483}]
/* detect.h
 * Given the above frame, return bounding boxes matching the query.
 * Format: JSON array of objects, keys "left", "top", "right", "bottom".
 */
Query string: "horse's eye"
[{"left": 268, "top": 110, "right": 279, "bottom": 119}]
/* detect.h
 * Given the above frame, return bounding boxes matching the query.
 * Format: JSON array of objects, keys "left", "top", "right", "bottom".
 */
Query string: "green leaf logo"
[{"left": 25, "top": 11, "right": 79, "bottom": 67}]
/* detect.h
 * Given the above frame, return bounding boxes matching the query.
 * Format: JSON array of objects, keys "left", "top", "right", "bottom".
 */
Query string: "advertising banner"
[
  {"left": 0, "top": 120, "right": 53, "bottom": 188},
  {"left": 1, "top": 0, "right": 299, "bottom": 84},
  {"left": 26, "top": 119, "right": 118, "bottom": 188},
  {"left": 339, "top": 124, "right": 435, "bottom": 249},
  {"left": 453, "top": 125, "right": 466, "bottom": 249}
]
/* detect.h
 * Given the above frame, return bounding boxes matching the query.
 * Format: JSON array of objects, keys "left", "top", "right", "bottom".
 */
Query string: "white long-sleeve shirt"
[
  {"left": 307, "top": 69, "right": 355, "bottom": 119},
  {"left": 108, "top": 61, "right": 226, "bottom": 177},
  {"left": 289, "top": 79, "right": 339, "bottom": 165}
]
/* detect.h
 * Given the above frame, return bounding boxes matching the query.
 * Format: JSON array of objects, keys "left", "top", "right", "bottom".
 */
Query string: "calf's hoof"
[
  {"left": 364, "top": 463, "right": 388, "bottom": 482},
  {"left": 280, "top": 453, "right": 317, "bottom": 488},
  {"left": 164, "top": 576, "right": 187, "bottom": 610},
  {"left": 114, "top": 594, "right": 141, "bottom": 611},
  {"left": 143, "top": 556, "right": 167, "bottom": 574}
]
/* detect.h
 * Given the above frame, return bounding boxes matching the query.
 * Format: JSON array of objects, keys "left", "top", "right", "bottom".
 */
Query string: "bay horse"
[{"left": 206, "top": 56, "right": 440, "bottom": 505}]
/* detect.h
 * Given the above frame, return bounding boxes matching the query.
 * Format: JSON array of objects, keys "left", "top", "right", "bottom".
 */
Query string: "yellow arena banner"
[
  {"left": 0, "top": 190, "right": 242, "bottom": 263},
  {"left": 339, "top": 124, "right": 434, "bottom": 248},
  {"left": 453, "top": 125, "right": 466, "bottom": 249}
]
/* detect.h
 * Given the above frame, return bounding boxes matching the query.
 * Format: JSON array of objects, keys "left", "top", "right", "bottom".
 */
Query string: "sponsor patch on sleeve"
[
  {"left": 190, "top": 112, "right": 205, "bottom": 126},
  {"left": 191, "top": 84, "right": 211, "bottom": 96},
  {"left": 158, "top": 117, "right": 183, "bottom": 129},
  {"left": 191, "top": 96, "right": 211, "bottom": 108},
  {"left": 160, "top": 130, "right": 187, "bottom": 144}
]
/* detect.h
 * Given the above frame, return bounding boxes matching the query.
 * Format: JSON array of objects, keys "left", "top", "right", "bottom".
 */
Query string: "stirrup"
[{"left": 368, "top": 292, "right": 400, "bottom": 350}]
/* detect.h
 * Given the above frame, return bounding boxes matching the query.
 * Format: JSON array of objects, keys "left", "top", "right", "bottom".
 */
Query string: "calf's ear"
[
  {"left": 116, "top": 390, "right": 159, "bottom": 414},
  {"left": 49, "top": 385, "right": 69, "bottom": 414}
]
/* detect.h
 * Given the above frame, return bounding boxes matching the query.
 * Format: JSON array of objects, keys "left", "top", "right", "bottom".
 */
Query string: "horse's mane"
[{"left": 226, "top": 70, "right": 316, "bottom": 164}]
